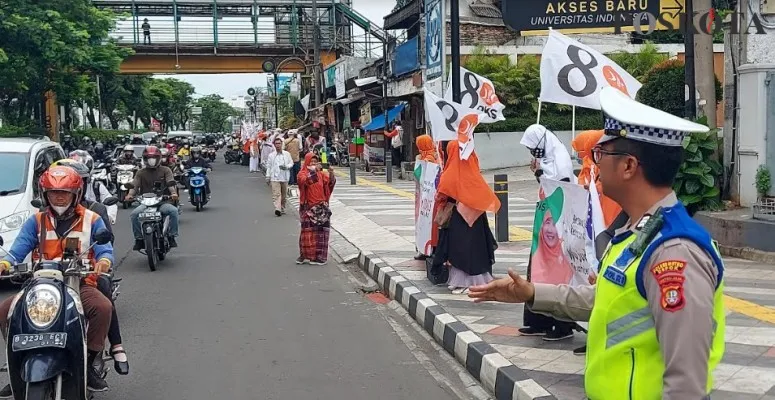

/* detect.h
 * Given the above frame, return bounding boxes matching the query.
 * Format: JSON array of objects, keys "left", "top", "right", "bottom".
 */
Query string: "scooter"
[
  {"left": 131, "top": 181, "right": 175, "bottom": 271},
  {"left": 0, "top": 229, "right": 113, "bottom": 400},
  {"left": 205, "top": 146, "right": 217, "bottom": 162},
  {"left": 92, "top": 161, "right": 114, "bottom": 194},
  {"left": 115, "top": 164, "right": 137, "bottom": 209},
  {"left": 187, "top": 167, "right": 210, "bottom": 212}
]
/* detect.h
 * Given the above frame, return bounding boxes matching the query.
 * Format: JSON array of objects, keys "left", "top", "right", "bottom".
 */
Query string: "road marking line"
[
  {"left": 724, "top": 295, "right": 775, "bottom": 324},
  {"left": 337, "top": 171, "right": 532, "bottom": 241},
  {"left": 338, "top": 172, "right": 775, "bottom": 324}
]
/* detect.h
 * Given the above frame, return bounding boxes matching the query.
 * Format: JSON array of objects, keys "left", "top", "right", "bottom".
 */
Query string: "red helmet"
[
  {"left": 39, "top": 166, "right": 82, "bottom": 218},
  {"left": 143, "top": 145, "right": 162, "bottom": 167}
]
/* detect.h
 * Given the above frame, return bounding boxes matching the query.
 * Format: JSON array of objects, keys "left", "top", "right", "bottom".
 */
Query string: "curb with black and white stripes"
[{"left": 358, "top": 251, "right": 556, "bottom": 400}]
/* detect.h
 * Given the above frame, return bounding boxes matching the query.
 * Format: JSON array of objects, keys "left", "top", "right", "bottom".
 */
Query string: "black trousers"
[{"left": 96, "top": 277, "right": 123, "bottom": 347}]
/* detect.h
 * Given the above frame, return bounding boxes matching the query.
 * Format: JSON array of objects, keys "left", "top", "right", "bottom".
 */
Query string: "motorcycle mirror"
[
  {"left": 94, "top": 229, "right": 113, "bottom": 245},
  {"left": 30, "top": 198, "right": 42, "bottom": 208},
  {"left": 102, "top": 196, "right": 119, "bottom": 206}
]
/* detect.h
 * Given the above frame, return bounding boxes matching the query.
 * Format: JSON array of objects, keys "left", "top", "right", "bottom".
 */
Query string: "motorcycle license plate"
[
  {"left": 141, "top": 211, "right": 161, "bottom": 219},
  {"left": 12, "top": 333, "right": 67, "bottom": 352}
]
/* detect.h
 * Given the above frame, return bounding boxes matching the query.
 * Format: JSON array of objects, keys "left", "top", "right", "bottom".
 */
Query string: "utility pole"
[
  {"left": 383, "top": 62, "right": 392, "bottom": 183},
  {"left": 312, "top": 0, "right": 322, "bottom": 108},
  {"left": 96, "top": 75, "right": 104, "bottom": 129},
  {"left": 274, "top": 73, "right": 279, "bottom": 128},
  {"left": 683, "top": 0, "right": 697, "bottom": 120},
  {"left": 693, "top": 0, "right": 717, "bottom": 127},
  {"left": 450, "top": 0, "right": 461, "bottom": 102}
]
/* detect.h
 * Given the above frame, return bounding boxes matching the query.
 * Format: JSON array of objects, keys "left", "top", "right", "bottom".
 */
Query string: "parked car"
[{"left": 0, "top": 137, "right": 66, "bottom": 262}]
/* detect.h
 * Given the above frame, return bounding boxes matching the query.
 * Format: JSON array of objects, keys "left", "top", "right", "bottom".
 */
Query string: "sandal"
[{"left": 110, "top": 347, "right": 130, "bottom": 375}]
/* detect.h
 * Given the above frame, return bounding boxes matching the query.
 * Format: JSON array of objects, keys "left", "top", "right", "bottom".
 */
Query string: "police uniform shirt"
[{"left": 528, "top": 87, "right": 718, "bottom": 399}]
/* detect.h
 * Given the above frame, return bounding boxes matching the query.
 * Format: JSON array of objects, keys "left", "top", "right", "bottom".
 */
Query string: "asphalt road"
[{"left": 1, "top": 161, "right": 485, "bottom": 399}]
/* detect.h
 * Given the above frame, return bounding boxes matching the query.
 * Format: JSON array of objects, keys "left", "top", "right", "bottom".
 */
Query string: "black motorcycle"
[
  {"left": 224, "top": 145, "right": 241, "bottom": 164},
  {"left": 335, "top": 141, "right": 350, "bottom": 167},
  {"left": 0, "top": 229, "right": 113, "bottom": 400},
  {"left": 130, "top": 181, "right": 176, "bottom": 271},
  {"left": 205, "top": 146, "right": 217, "bottom": 162}
]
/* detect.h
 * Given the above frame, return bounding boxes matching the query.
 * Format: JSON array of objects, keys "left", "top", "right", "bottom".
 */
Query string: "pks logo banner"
[
  {"left": 424, "top": 89, "right": 485, "bottom": 160},
  {"left": 425, "top": 0, "right": 444, "bottom": 81},
  {"left": 444, "top": 67, "right": 506, "bottom": 123}
]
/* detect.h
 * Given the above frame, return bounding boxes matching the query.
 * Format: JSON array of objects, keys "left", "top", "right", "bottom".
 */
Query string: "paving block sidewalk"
[{"left": 317, "top": 168, "right": 775, "bottom": 400}]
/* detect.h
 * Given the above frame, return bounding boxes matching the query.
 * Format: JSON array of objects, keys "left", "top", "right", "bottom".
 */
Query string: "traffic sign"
[
  {"left": 191, "top": 107, "right": 203, "bottom": 115},
  {"left": 247, "top": 88, "right": 256, "bottom": 96}
]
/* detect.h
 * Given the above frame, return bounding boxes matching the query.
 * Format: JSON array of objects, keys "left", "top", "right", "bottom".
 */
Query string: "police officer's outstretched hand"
[{"left": 469, "top": 268, "right": 534, "bottom": 303}]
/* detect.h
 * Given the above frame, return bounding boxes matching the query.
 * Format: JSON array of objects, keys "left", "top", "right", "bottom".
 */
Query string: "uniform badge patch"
[{"left": 651, "top": 260, "right": 687, "bottom": 312}]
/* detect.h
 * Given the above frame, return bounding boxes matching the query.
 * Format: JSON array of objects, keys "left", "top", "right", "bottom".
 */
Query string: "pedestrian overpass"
[{"left": 93, "top": 0, "right": 389, "bottom": 74}]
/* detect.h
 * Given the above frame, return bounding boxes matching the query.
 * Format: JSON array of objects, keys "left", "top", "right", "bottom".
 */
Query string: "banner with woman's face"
[{"left": 529, "top": 178, "right": 595, "bottom": 287}]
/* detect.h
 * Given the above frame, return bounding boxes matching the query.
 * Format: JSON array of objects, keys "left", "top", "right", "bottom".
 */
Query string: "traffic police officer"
[{"left": 469, "top": 86, "right": 724, "bottom": 399}]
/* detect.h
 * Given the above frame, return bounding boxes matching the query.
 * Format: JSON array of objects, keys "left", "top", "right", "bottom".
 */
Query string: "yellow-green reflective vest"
[{"left": 585, "top": 204, "right": 725, "bottom": 400}]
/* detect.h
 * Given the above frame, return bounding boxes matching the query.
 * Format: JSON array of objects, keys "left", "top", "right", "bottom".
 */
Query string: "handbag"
[{"left": 305, "top": 203, "right": 332, "bottom": 226}]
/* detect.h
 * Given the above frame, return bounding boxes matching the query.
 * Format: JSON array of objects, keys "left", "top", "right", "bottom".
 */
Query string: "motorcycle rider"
[
  {"left": 117, "top": 145, "right": 140, "bottom": 166},
  {"left": 81, "top": 136, "right": 95, "bottom": 154},
  {"left": 93, "top": 141, "right": 107, "bottom": 162},
  {"left": 61, "top": 134, "right": 76, "bottom": 154},
  {"left": 126, "top": 146, "right": 180, "bottom": 251},
  {"left": 177, "top": 142, "right": 191, "bottom": 158},
  {"left": 184, "top": 146, "right": 212, "bottom": 198},
  {"left": 69, "top": 152, "right": 118, "bottom": 225},
  {"left": 48, "top": 160, "right": 130, "bottom": 376},
  {"left": 0, "top": 166, "right": 114, "bottom": 394}
]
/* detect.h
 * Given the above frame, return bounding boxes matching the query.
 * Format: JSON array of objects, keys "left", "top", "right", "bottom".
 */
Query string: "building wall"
[{"left": 474, "top": 130, "right": 577, "bottom": 170}]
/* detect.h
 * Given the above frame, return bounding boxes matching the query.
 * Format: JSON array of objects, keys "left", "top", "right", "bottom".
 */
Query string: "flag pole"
[
  {"left": 571, "top": 105, "right": 577, "bottom": 157},
  {"left": 536, "top": 101, "right": 542, "bottom": 124}
]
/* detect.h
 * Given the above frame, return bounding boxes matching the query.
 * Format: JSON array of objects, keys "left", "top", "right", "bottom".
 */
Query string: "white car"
[{"left": 0, "top": 137, "right": 66, "bottom": 261}]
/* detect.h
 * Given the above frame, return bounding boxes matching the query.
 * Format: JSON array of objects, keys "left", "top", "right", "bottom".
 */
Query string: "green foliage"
[
  {"left": 606, "top": 42, "right": 668, "bottom": 81},
  {"left": 638, "top": 59, "right": 722, "bottom": 118},
  {"left": 0, "top": 0, "right": 132, "bottom": 127},
  {"left": 71, "top": 128, "right": 137, "bottom": 141},
  {"left": 673, "top": 116, "right": 723, "bottom": 212},
  {"left": 0, "top": 124, "right": 47, "bottom": 138},
  {"left": 279, "top": 114, "right": 303, "bottom": 130},
  {"left": 193, "top": 94, "right": 239, "bottom": 133},
  {"left": 755, "top": 165, "right": 772, "bottom": 198}
]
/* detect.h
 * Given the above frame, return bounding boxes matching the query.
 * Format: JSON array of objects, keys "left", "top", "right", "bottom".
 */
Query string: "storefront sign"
[
  {"left": 425, "top": 0, "right": 445, "bottom": 82},
  {"left": 359, "top": 102, "right": 372, "bottom": 126},
  {"left": 501, "top": 0, "right": 683, "bottom": 34}
]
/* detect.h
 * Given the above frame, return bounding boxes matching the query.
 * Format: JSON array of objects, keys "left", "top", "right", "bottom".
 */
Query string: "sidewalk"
[{"left": 317, "top": 168, "right": 775, "bottom": 400}]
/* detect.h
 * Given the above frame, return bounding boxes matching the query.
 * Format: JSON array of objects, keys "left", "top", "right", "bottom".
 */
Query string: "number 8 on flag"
[{"left": 538, "top": 30, "right": 642, "bottom": 110}]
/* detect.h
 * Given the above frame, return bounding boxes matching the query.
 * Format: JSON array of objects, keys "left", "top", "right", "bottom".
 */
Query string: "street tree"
[{"left": 194, "top": 94, "right": 238, "bottom": 133}]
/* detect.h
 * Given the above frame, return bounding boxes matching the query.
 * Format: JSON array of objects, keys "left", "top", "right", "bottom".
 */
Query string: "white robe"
[{"left": 520, "top": 124, "right": 576, "bottom": 183}]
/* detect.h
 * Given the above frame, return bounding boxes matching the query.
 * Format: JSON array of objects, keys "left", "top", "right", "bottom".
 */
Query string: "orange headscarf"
[
  {"left": 436, "top": 141, "right": 500, "bottom": 213},
  {"left": 572, "top": 130, "right": 603, "bottom": 186},
  {"left": 571, "top": 130, "right": 622, "bottom": 227},
  {"left": 416, "top": 135, "right": 439, "bottom": 163},
  {"left": 297, "top": 152, "right": 335, "bottom": 206}
]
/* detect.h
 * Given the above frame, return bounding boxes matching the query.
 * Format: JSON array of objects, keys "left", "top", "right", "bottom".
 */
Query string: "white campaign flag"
[
  {"left": 424, "top": 88, "right": 486, "bottom": 160},
  {"left": 539, "top": 30, "right": 642, "bottom": 110},
  {"left": 444, "top": 67, "right": 506, "bottom": 123}
]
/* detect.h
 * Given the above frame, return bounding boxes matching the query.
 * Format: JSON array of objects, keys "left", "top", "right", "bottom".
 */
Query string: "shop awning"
[{"left": 362, "top": 103, "right": 406, "bottom": 131}]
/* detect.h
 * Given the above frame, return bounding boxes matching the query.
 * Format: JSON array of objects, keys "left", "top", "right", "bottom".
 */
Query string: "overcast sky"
[{"left": 164, "top": 1, "right": 393, "bottom": 99}]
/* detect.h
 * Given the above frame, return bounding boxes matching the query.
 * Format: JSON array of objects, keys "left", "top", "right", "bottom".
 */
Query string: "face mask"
[
  {"left": 52, "top": 205, "right": 69, "bottom": 216},
  {"left": 147, "top": 158, "right": 158, "bottom": 167}
]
